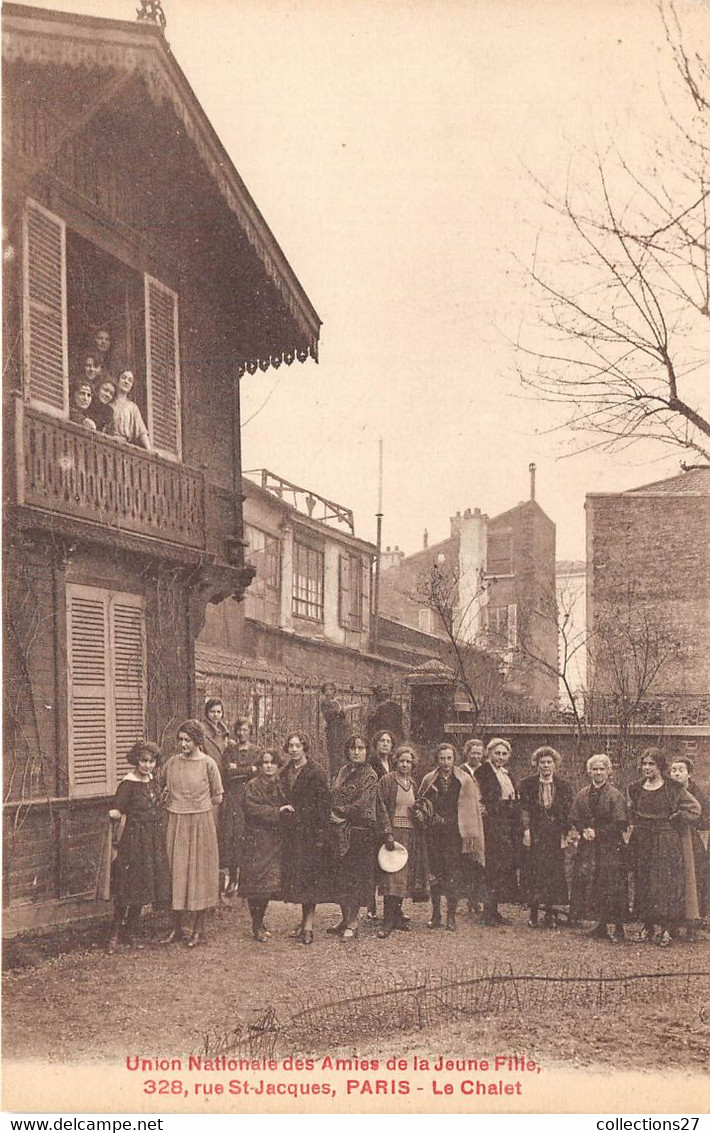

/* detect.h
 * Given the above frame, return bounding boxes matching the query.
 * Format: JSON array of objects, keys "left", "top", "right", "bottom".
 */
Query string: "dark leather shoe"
[
  {"left": 186, "top": 931, "right": 205, "bottom": 948},
  {"left": 300, "top": 930, "right": 314, "bottom": 945},
  {"left": 326, "top": 923, "right": 345, "bottom": 935}
]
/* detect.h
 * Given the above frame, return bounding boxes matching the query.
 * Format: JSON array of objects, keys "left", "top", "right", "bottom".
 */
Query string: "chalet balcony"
[{"left": 14, "top": 400, "right": 206, "bottom": 550}]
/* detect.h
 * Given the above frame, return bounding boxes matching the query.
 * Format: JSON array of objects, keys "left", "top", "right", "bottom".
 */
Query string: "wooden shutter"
[
  {"left": 111, "top": 597, "right": 146, "bottom": 784},
  {"left": 67, "top": 585, "right": 146, "bottom": 797},
  {"left": 67, "top": 589, "right": 110, "bottom": 796},
  {"left": 22, "top": 199, "right": 68, "bottom": 416},
  {"left": 145, "top": 274, "right": 181, "bottom": 459},
  {"left": 338, "top": 554, "right": 350, "bottom": 628}
]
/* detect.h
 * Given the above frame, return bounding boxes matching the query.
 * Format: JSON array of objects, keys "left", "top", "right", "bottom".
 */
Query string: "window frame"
[
  {"left": 338, "top": 551, "right": 364, "bottom": 631},
  {"left": 244, "top": 523, "right": 282, "bottom": 625},
  {"left": 292, "top": 541, "right": 325, "bottom": 622}
]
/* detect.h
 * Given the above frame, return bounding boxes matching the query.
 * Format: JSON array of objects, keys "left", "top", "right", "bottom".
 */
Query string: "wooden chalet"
[{"left": 2, "top": 2, "right": 321, "bottom": 932}]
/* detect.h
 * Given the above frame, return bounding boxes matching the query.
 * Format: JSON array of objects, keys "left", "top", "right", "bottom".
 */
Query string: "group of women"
[{"left": 104, "top": 702, "right": 709, "bottom": 951}]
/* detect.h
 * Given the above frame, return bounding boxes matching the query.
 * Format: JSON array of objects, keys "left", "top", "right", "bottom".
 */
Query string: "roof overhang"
[{"left": 2, "top": 3, "right": 321, "bottom": 375}]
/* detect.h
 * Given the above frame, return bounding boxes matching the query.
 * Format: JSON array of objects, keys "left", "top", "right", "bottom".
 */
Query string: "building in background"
[
  {"left": 197, "top": 470, "right": 409, "bottom": 766},
  {"left": 2, "top": 2, "right": 320, "bottom": 932},
  {"left": 586, "top": 466, "right": 710, "bottom": 726},
  {"left": 377, "top": 468, "right": 558, "bottom": 713},
  {"left": 555, "top": 559, "right": 587, "bottom": 711}
]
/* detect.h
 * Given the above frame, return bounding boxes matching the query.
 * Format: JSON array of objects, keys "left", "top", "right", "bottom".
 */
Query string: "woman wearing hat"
[
  {"left": 519, "top": 746, "right": 573, "bottom": 929},
  {"left": 327, "top": 734, "right": 379, "bottom": 939},
  {"left": 418, "top": 743, "right": 486, "bottom": 932},
  {"left": 376, "top": 744, "right": 430, "bottom": 938}
]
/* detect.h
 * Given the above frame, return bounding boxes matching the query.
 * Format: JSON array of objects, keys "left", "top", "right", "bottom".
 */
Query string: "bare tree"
[
  {"left": 414, "top": 560, "right": 504, "bottom": 725},
  {"left": 505, "top": 580, "right": 589, "bottom": 735},
  {"left": 517, "top": 0, "right": 710, "bottom": 462},
  {"left": 587, "top": 585, "right": 685, "bottom": 759}
]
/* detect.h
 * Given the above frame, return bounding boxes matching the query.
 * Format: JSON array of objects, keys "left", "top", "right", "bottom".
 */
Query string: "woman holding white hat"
[{"left": 375, "top": 744, "right": 430, "bottom": 938}]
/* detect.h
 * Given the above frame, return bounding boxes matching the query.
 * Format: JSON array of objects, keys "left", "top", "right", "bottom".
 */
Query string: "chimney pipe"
[
  {"left": 529, "top": 462, "right": 536, "bottom": 501},
  {"left": 423, "top": 529, "right": 428, "bottom": 549}
]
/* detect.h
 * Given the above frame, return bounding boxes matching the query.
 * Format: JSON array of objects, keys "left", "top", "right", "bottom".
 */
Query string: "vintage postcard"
[{"left": 3, "top": 0, "right": 709, "bottom": 1118}]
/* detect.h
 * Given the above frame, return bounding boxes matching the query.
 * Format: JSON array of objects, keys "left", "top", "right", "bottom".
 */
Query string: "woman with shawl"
[
  {"left": 628, "top": 748, "right": 700, "bottom": 947},
  {"left": 669, "top": 755, "right": 708, "bottom": 942},
  {"left": 418, "top": 742, "right": 485, "bottom": 932},
  {"left": 240, "top": 750, "right": 288, "bottom": 942},
  {"left": 519, "top": 745, "right": 574, "bottom": 929},
  {"left": 569, "top": 753, "right": 629, "bottom": 943},
  {"left": 326, "top": 734, "right": 379, "bottom": 939}
]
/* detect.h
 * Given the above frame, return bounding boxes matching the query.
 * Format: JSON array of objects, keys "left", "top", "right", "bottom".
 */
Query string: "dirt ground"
[{"left": 3, "top": 900, "right": 709, "bottom": 1071}]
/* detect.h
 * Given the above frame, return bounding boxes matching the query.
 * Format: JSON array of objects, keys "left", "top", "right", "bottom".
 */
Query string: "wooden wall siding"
[
  {"left": 19, "top": 402, "right": 206, "bottom": 549},
  {"left": 4, "top": 805, "right": 59, "bottom": 904}
]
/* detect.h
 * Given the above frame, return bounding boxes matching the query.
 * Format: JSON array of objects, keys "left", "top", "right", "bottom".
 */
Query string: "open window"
[{"left": 22, "top": 197, "right": 182, "bottom": 459}]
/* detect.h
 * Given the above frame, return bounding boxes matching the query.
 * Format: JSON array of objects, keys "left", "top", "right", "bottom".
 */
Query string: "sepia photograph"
[{"left": 2, "top": 0, "right": 709, "bottom": 1117}]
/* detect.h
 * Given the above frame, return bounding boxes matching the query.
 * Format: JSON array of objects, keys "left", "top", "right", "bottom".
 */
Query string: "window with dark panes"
[
  {"left": 292, "top": 542, "right": 324, "bottom": 620},
  {"left": 244, "top": 524, "right": 281, "bottom": 625},
  {"left": 22, "top": 197, "right": 181, "bottom": 459}
]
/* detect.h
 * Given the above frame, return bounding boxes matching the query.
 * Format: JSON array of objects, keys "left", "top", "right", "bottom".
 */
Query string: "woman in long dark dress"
[
  {"left": 106, "top": 741, "right": 171, "bottom": 951},
  {"left": 627, "top": 748, "right": 700, "bottom": 947},
  {"left": 365, "top": 729, "right": 397, "bottom": 920},
  {"left": 419, "top": 742, "right": 485, "bottom": 932},
  {"left": 327, "top": 734, "right": 379, "bottom": 939},
  {"left": 569, "top": 753, "right": 629, "bottom": 943},
  {"left": 376, "top": 744, "right": 430, "bottom": 938},
  {"left": 220, "top": 716, "right": 260, "bottom": 897},
  {"left": 520, "top": 745, "right": 573, "bottom": 928},
  {"left": 474, "top": 737, "right": 521, "bottom": 925},
  {"left": 669, "top": 755, "right": 709, "bottom": 941},
  {"left": 161, "top": 719, "right": 223, "bottom": 947},
  {"left": 279, "top": 731, "right": 332, "bottom": 945},
  {"left": 240, "top": 750, "right": 288, "bottom": 942}
]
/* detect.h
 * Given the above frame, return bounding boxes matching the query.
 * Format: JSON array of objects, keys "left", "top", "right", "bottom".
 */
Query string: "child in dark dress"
[{"left": 106, "top": 741, "right": 171, "bottom": 951}]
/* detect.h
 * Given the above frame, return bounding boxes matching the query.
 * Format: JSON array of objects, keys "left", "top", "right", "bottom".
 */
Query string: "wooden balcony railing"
[{"left": 15, "top": 400, "right": 206, "bottom": 549}]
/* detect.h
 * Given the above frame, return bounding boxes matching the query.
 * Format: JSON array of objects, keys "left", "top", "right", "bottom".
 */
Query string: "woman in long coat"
[
  {"left": 327, "top": 734, "right": 379, "bottom": 939},
  {"left": 628, "top": 748, "right": 700, "bottom": 947},
  {"left": 418, "top": 742, "right": 485, "bottom": 931},
  {"left": 320, "top": 683, "right": 358, "bottom": 781},
  {"left": 161, "top": 719, "right": 223, "bottom": 947},
  {"left": 240, "top": 750, "right": 287, "bottom": 942},
  {"left": 376, "top": 744, "right": 430, "bottom": 938},
  {"left": 670, "top": 755, "right": 709, "bottom": 941},
  {"left": 474, "top": 737, "right": 521, "bottom": 925},
  {"left": 365, "top": 729, "right": 397, "bottom": 920},
  {"left": 520, "top": 745, "right": 573, "bottom": 928},
  {"left": 279, "top": 731, "right": 332, "bottom": 945},
  {"left": 569, "top": 753, "right": 629, "bottom": 942}
]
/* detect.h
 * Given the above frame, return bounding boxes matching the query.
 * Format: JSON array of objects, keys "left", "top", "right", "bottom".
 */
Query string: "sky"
[{"left": 18, "top": 0, "right": 710, "bottom": 559}]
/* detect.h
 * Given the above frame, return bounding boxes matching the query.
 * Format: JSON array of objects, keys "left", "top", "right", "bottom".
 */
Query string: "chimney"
[
  {"left": 529, "top": 462, "right": 536, "bottom": 501},
  {"left": 450, "top": 510, "right": 463, "bottom": 537},
  {"left": 423, "top": 529, "right": 428, "bottom": 549}
]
